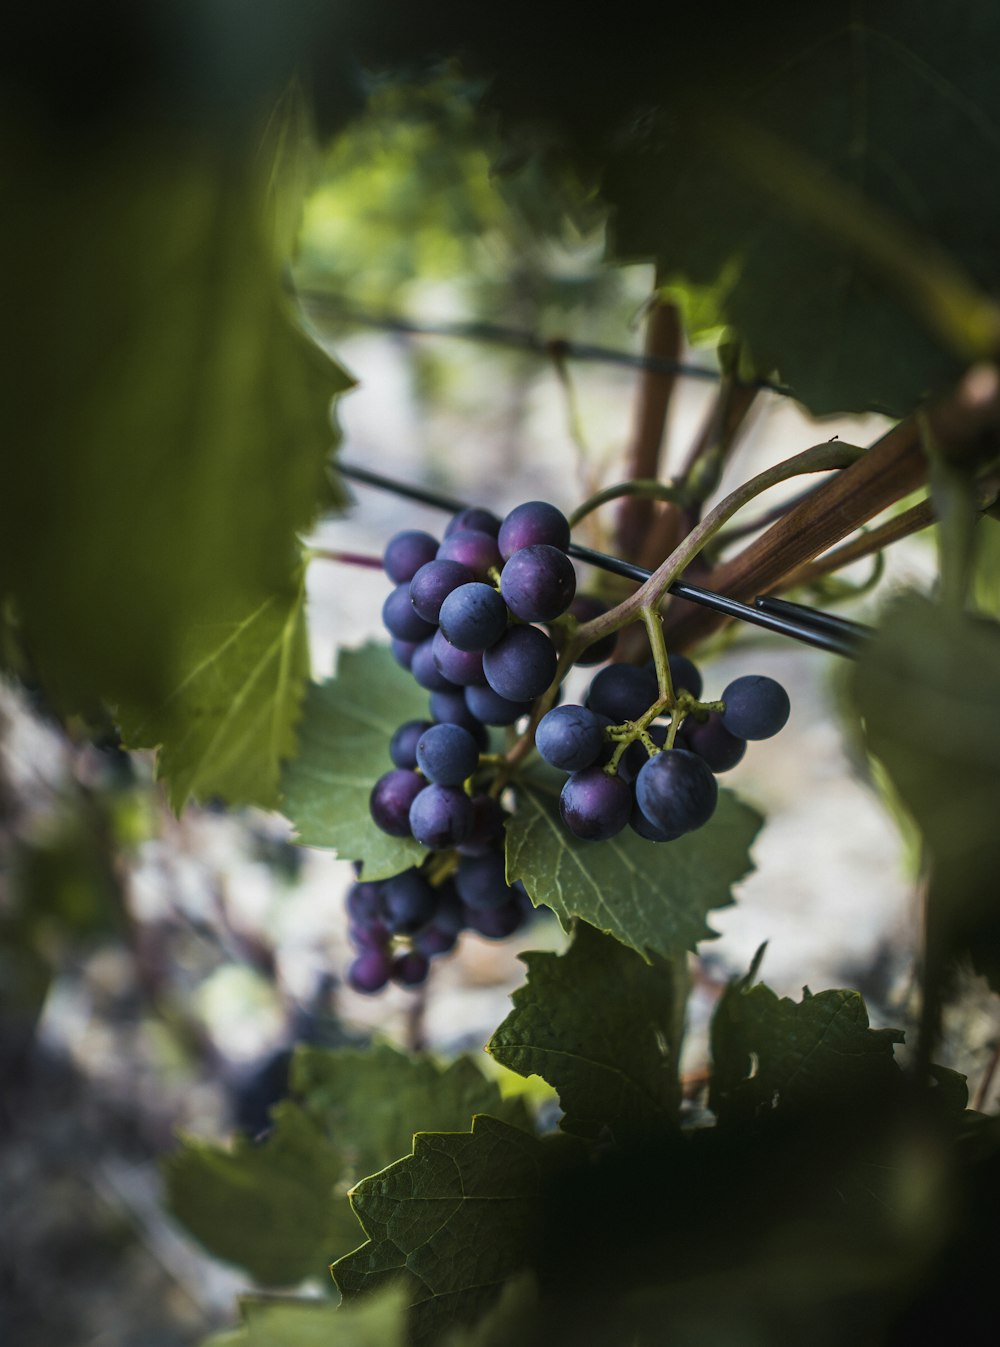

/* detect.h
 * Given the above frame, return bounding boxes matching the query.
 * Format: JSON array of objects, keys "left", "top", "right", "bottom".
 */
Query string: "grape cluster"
[{"left": 537, "top": 657, "right": 790, "bottom": 843}]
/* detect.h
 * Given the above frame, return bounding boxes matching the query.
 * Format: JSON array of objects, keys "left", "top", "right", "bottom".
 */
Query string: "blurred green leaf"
[
  {"left": 505, "top": 763, "right": 761, "bottom": 959},
  {"left": 281, "top": 645, "right": 428, "bottom": 880},
  {"left": 206, "top": 1285, "right": 409, "bottom": 1347},
  {"left": 488, "top": 923, "right": 681, "bottom": 1144}
]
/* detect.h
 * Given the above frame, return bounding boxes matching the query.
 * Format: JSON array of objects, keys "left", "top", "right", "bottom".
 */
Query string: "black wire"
[{"left": 336, "top": 461, "right": 866, "bottom": 660}]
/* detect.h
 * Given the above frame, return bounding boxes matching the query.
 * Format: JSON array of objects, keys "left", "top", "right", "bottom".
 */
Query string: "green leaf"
[
  {"left": 205, "top": 1285, "right": 409, "bottom": 1347},
  {"left": 165, "top": 1102, "right": 349, "bottom": 1288},
  {"left": 505, "top": 763, "right": 762, "bottom": 960},
  {"left": 281, "top": 644, "right": 429, "bottom": 880},
  {"left": 852, "top": 594, "right": 1000, "bottom": 988},
  {"left": 602, "top": 4, "right": 1000, "bottom": 414},
  {"left": 292, "top": 1042, "right": 531, "bottom": 1180},
  {"left": 710, "top": 979, "right": 904, "bottom": 1125},
  {"left": 2, "top": 118, "right": 351, "bottom": 782},
  {"left": 166, "top": 1045, "right": 528, "bottom": 1287},
  {"left": 333, "top": 1116, "right": 554, "bottom": 1347},
  {"left": 119, "top": 569, "right": 310, "bottom": 811},
  {"left": 488, "top": 923, "right": 681, "bottom": 1144}
]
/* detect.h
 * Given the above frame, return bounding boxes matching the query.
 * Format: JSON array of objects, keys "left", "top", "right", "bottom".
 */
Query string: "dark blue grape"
[
  {"left": 500, "top": 544, "right": 577, "bottom": 623},
  {"left": 432, "top": 628, "right": 487, "bottom": 687},
  {"left": 445, "top": 507, "right": 501, "bottom": 538},
  {"left": 682, "top": 711, "right": 746, "bottom": 772},
  {"left": 389, "top": 719, "right": 433, "bottom": 770},
  {"left": 410, "top": 559, "right": 474, "bottom": 622},
  {"left": 635, "top": 749, "right": 718, "bottom": 835},
  {"left": 346, "top": 881, "right": 383, "bottom": 923},
  {"left": 416, "top": 722, "right": 480, "bottom": 785},
  {"left": 409, "top": 784, "right": 474, "bottom": 849},
  {"left": 439, "top": 582, "right": 509, "bottom": 651},
  {"left": 382, "top": 584, "right": 436, "bottom": 642},
  {"left": 465, "top": 683, "right": 533, "bottom": 726},
  {"left": 390, "top": 638, "right": 419, "bottom": 670},
  {"left": 412, "top": 923, "right": 459, "bottom": 957},
  {"left": 457, "top": 794, "right": 506, "bottom": 856},
  {"left": 559, "top": 767, "right": 631, "bottom": 841},
  {"left": 455, "top": 852, "right": 514, "bottom": 910},
  {"left": 429, "top": 690, "right": 489, "bottom": 747},
  {"left": 464, "top": 900, "right": 523, "bottom": 939},
  {"left": 432, "top": 881, "right": 465, "bottom": 936},
  {"left": 348, "top": 949, "right": 392, "bottom": 994},
  {"left": 616, "top": 723, "right": 668, "bottom": 784},
  {"left": 437, "top": 529, "right": 502, "bottom": 579},
  {"left": 383, "top": 530, "right": 439, "bottom": 583},
  {"left": 498, "top": 501, "right": 570, "bottom": 559},
  {"left": 721, "top": 675, "right": 790, "bottom": 740},
  {"left": 391, "top": 951, "right": 431, "bottom": 987},
  {"left": 668, "top": 654, "right": 703, "bottom": 700},
  {"left": 370, "top": 769, "right": 424, "bottom": 836},
  {"left": 586, "top": 663, "right": 658, "bottom": 723},
  {"left": 348, "top": 917, "right": 391, "bottom": 950},
  {"left": 411, "top": 638, "right": 458, "bottom": 692},
  {"left": 535, "top": 705, "right": 606, "bottom": 772},
  {"left": 629, "top": 800, "right": 684, "bottom": 843},
  {"left": 568, "top": 594, "right": 618, "bottom": 665},
  {"left": 483, "top": 625, "right": 557, "bottom": 702},
  {"left": 382, "top": 870, "right": 437, "bottom": 934}
]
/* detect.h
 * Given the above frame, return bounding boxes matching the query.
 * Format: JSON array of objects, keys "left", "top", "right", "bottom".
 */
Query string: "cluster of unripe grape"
[{"left": 355, "top": 496, "right": 790, "bottom": 992}]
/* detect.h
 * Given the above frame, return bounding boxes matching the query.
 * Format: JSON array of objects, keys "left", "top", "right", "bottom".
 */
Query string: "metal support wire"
[{"left": 336, "top": 461, "right": 869, "bottom": 659}]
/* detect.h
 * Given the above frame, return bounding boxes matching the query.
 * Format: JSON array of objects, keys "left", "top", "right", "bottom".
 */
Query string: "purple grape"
[
  {"left": 348, "top": 949, "right": 392, "bottom": 994},
  {"left": 498, "top": 501, "right": 571, "bottom": 559},
  {"left": 410, "top": 559, "right": 474, "bottom": 622},
  {"left": 416, "top": 722, "right": 481, "bottom": 786},
  {"left": 668, "top": 654, "right": 703, "bottom": 700},
  {"left": 500, "top": 544, "right": 577, "bottom": 623},
  {"left": 382, "top": 870, "right": 438, "bottom": 934},
  {"left": 439, "top": 582, "right": 509, "bottom": 651},
  {"left": 535, "top": 704, "right": 606, "bottom": 772},
  {"left": 429, "top": 690, "right": 489, "bottom": 747},
  {"left": 457, "top": 794, "right": 506, "bottom": 856},
  {"left": 465, "top": 683, "right": 533, "bottom": 726},
  {"left": 568, "top": 594, "right": 618, "bottom": 665},
  {"left": 348, "top": 917, "right": 391, "bottom": 950},
  {"left": 432, "top": 628, "right": 488, "bottom": 687},
  {"left": 411, "top": 638, "right": 459, "bottom": 692},
  {"left": 383, "top": 584, "right": 436, "bottom": 642},
  {"left": 346, "top": 881, "right": 383, "bottom": 924},
  {"left": 629, "top": 801, "right": 683, "bottom": 844},
  {"left": 390, "top": 638, "right": 420, "bottom": 670},
  {"left": 483, "top": 625, "right": 558, "bottom": 702},
  {"left": 409, "top": 784, "right": 474, "bottom": 849},
  {"left": 455, "top": 852, "right": 515, "bottom": 910},
  {"left": 559, "top": 767, "right": 631, "bottom": 841},
  {"left": 635, "top": 749, "right": 718, "bottom": 836},
  {"left": 681, "top": 711, "right": 747, "bottom": 772},
  {"left": 412, "top": 923, "right": 459, "bottom": 957},
  {"left": 391, "top": 951, "right": 431, "bottom": 987},
  {"left": 721, "top": 675, "right": 790, "bottom": 740},
  {"left": 389, "top": 719, "right": 433, "bottom": 770},
  {"left": 370, "top": 769, "right": 424, "bottom": 837},
  {"left": 445, "top": 508, "right": 501, "bottom": 538},
  {"left": 436, "top": 529, "right": 503, "bottom": 579},
  {"left": 586, "top": 663, "right": 658, "bottom": 723},
  {"left": 464, "top": 900, "right": 523, "bottom": 939},
  {"left": 383, "top": 530, "right": 439, "bottom": 583}
]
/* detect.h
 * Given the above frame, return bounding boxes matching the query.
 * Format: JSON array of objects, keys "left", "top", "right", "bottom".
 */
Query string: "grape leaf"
[
  {"left": 602, "top": 3, "right": 1000, "bottom": 415},
  {"left": 165, "top": 1102, "right": 348, "bottom": 1288},
  {"left": 119, "top": 569, "right": 310, "bottom": 810},
  {"left": 281, "top": 644, "right": 429, "bottom": 880},
  {"left": 710, "top": 979, "right": 904, "bottom": 1125},
  {"left": 292, "top": 1042, "right": 531, "bottom": 1179},
  {"left": 205, "top": 1285, "right": 409, "bottom": 1347},
  {"left": 2, "top": 113, "right": 351, "bottom": 784},
  {"left": 852, "top": 594, "right": 1000, "bottom": 989},
  {"left": 166, "top": 1046, "right": 527, "bottom": 1287},
  {"left": 333, "top": 1116, "right": 555, "bottom": 1347},
  {"left": 504, "top": 763, "right": 762, "bottom": 960},
  {"left": 488, "top": 922, "right": 681, "bottom": 1145}
]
